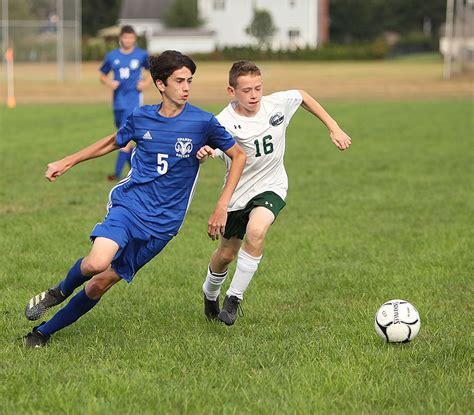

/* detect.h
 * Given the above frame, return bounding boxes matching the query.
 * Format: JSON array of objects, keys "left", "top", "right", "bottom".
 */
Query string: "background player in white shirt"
[{"left": 198, "top": 61, "right": 352, "bottom": 325}]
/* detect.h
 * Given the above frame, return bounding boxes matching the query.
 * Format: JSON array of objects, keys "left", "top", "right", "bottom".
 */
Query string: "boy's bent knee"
[
  {"left": 81, "top": 257, "right": 111, "bottom": 276},
  {"left": 245, "top": 227, "right": 267, "bottom": 246},
  {"left": 85, "top": 275, "right": 119, "bottom": 299},
  {"left": 217, "top": 247, "right": 238, "bottom": 265},
  {"left": 85, "top": 280, "right": 107, "bottom": 299}
]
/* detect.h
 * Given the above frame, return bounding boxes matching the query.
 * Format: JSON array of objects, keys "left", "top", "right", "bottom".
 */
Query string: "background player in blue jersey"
[
  {"left": 23, "top": 50, "right": 247, "bottom": 348},
  {"left": 100, "top": 25, "right": 152, "bottom": 181}
]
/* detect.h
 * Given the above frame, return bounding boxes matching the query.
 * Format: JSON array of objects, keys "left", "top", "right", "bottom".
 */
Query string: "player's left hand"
[
  {"left": 197, "top": 145, "right": 216, "bottom": 162},
  {"left": 136, "top": 80, "right": 146, "bottom": 91},
  {"left": 330, "top": 128, "right": 352, "bottom": 151},
  {"left": 208, "top": 205, "right": 227, "bottom": 240}
]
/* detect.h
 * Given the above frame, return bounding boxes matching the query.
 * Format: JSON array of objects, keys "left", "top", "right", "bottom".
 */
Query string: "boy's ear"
[
  {"left": 156, "top": 79, "right": 166, "bottom": 92},
  {"left": 227, "top": 86, "right": 235, "bottom": 97}
]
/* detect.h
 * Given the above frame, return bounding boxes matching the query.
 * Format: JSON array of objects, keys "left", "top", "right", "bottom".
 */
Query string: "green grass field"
[{"left": 0, "top": 99, "right": 472, "bottom": 413}]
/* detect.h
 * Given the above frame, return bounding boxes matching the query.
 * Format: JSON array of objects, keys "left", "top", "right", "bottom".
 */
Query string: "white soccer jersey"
[{"left": 216, "top": 90, "right": 303, "bottom": 211}]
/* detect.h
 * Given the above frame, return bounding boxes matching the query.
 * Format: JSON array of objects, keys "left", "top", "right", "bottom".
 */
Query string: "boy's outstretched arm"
[
  {"left": 299, "top": 89, "right": 352, "bottom": 151},
  {"left": 45, "top": 133, "right": 121, "bottom": 182}
]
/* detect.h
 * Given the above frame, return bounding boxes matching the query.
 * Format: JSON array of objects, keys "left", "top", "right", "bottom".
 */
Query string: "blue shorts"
[
  {"left": 90, "top": 207, "right": 172, "bottom": 283},
  {"left": 113, "top": 109, "right": 131, "bottom": 129}
]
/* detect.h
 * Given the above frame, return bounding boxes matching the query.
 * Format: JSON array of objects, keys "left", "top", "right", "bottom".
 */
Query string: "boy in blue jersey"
[
  {"left": 100, "top": 25, "right": 152, "bottom": 181},
  {"left": 22, "top": 50, "right": 247, "bottom": 348}
]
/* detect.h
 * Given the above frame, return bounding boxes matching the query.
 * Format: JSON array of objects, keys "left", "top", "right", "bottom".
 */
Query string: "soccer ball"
[{"left": 374, "top": 299, "right": 421, "bottom": 343}]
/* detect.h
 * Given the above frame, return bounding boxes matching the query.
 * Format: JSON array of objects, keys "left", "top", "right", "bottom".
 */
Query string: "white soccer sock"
[
  {"left": 202, "top": 266, "right": 228, "bottom": 301},
  {"left": 226, "top": 249, "right": 262, "bottom": 300}
]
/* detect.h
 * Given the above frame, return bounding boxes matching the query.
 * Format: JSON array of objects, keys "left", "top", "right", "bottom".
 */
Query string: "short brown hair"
[{"left": 229, "top": 61, "right": 261, "bottom": 88}]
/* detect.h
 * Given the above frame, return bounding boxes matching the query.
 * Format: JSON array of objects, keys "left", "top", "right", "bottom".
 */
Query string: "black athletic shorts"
[{"left": 223, "top": 191, "right": 286, "bottom": 240}]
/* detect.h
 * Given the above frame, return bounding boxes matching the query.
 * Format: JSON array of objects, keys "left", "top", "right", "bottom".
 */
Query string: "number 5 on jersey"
[
  {"left": 157, "top": 153, "right": 168, "bottom": 174},
  {"left": 254, "top": 135, "right": 274, "bottom": 157}
]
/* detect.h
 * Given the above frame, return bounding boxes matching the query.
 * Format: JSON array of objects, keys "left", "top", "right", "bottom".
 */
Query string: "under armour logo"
[{"left": 234, "top": 124, "right": 242, "bottom": 129}]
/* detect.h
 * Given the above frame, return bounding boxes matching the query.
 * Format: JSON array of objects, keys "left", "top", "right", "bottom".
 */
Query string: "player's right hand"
[
  {"left": 110, "top": 80, "right": 120, "bottom": 90},
  {"left": 45, "top": 161, "right": 66, "bottom": 182}
]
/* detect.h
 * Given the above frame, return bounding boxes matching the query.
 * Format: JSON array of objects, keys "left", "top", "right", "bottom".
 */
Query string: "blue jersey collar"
[{"left": 155, "top": 102, "right": 189, "bottom": 120}]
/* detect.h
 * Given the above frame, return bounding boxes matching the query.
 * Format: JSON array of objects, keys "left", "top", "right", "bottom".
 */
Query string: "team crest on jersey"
[
  {"left": 114, "top": 59, "right": 120, "bottom": 65},
  {"left": 175, "top": 138, "right": 193, "bottom": 158},
  {"left": 269, "top": 112, "right": 284, "bottom": 127},
  {"left": 130, "top": 59, "right": 140, "bottom": 70}
]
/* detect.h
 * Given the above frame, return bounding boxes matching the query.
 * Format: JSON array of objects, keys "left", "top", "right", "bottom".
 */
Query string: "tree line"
[{"left": 4, "top": 0, "right": 447, "bottom": 41}]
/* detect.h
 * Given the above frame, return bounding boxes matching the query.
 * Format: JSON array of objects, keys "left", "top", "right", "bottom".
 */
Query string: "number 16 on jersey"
[{"left": 254, "top": 135, "right": 274, "bottom": 157}]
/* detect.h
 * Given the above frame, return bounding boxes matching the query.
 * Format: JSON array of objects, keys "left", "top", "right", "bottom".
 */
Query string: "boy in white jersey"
[{"left": 198, "top": 61, "right": 352, "bottom": 325}]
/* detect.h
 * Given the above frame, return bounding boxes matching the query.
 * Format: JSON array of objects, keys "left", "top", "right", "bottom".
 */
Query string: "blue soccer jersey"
[
  {"left": 107, "top": 103, "right": 236, "bottom": 238},
  {"left": 100, "top": 47, "right": 149, "bottom": 110}
]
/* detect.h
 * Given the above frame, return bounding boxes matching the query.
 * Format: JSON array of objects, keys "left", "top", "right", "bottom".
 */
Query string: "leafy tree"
[
  {"left": 329, "top": 0, "right": 447, "bottom": 42},
  {"left": 0, "top": 0, "right": 119, "bottom": 36},
  {"left": 2, "top": 1, "right": 34, "bottom": 20},
  {"left": 247, "top": 9, "right": 276, "bottom": 49},
  {"left": 385, "top": 0, "right": 447, "bottom": 35},
  {"left": 82, "top": 0, "right": 123, "bottom": 36},
  {"left": 30, "top": 0, "right": 58, "bottom": 20},
  {"left": 164, "top": 0, "right": 202, "bottom": 28}
]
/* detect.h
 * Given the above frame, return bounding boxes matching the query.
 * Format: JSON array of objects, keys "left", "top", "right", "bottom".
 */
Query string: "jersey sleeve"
[
  {"left": 272, "top": 90, "right": 303, "bottom": 125},
  {"left": 205, "top": 115, "right": 236, "bottom": 153},
  {"left": 284, "top": 90, "right": 303, "bottom": 125},
  {"left": 99, "top": 53, "right": 111, "bottom": 74},
  {"left": 116, "top": 112, "right": 136, "bottom": 147}
]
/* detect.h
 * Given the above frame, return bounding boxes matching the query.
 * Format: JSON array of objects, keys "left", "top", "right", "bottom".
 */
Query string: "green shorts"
[{"left": 224, "top": 191, "right": 286, "bottom": 240}]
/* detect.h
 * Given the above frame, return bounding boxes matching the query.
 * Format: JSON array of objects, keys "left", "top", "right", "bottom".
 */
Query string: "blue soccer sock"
[
  {"left": 59, "top": 258, "right": 90, "bottom": 297},
  {"left": 38, "top": 289, "right": 99, "bottom": 336},
  {"left": 114, "top": 150, "right": 130, "bottom": 178}
]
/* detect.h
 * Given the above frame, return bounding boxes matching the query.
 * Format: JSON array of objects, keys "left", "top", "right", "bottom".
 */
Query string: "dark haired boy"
[{"left": 23, "top": 51, "right": 246, "bottom": 348}]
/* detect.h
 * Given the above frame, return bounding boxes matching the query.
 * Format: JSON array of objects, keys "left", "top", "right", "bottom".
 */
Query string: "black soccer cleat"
[
  {"left": 23, "top": 323, "right": 50, "bottom": 348},
  {"left": 25, "top": 285, "right": 67, "bottom": 321},
  {"left": 203, "top": 294, "right": 220, "bottom": 321},
  {"left": 218, "top": 295, "right": 243, "bottom": 326}
]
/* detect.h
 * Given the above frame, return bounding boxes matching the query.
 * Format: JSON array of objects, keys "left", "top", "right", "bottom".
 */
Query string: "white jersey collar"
[{"left": 228, "top": 100, "right": 267, "bottom": 122}]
